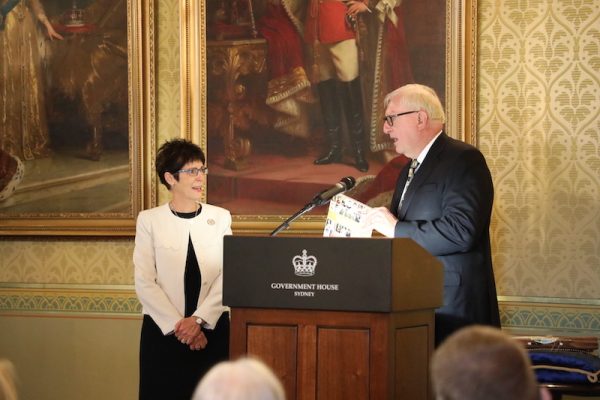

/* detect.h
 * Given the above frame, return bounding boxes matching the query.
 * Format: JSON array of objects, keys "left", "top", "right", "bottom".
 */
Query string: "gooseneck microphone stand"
[
  {"left": 270, "top": 176, "right": 355, "bottom": 236},
  {"left": 270, "top": 202, "right": 317, "bottom": 236},
  {"left": 270, "top": 189, "right": 330, "bottom": 236}
]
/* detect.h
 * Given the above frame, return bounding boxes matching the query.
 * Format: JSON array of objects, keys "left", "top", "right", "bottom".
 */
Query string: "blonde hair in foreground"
[
  {"left": 193, "top": 357, "right": 285, "bottom": 400},
  {"left": 0, "top": 360, "right": 17, "bottom": 400}
]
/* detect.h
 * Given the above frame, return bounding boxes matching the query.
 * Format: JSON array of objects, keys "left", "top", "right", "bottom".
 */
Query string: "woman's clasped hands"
[{"left": 174, "top": 317, "right": 208, "bottom": 351}]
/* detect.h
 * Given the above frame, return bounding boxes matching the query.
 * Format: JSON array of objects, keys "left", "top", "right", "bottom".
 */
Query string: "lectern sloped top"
[{"left": 223, "top": 236, "right": 443, "bottom": 312}]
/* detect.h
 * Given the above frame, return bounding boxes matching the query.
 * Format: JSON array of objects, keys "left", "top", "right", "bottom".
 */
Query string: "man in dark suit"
[{"left": 363, "top": 83, "right": 500, "bottom": 345}]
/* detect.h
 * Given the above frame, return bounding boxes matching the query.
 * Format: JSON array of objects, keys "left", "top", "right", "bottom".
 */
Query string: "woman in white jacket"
[{"left": 134, "top": 139, "right": 232, "bottom": 400}]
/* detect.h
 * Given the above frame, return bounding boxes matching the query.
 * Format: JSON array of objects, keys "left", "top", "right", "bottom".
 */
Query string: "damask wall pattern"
[
  {"left": 478, "top": 0, "right": 600, "bottom": 302},
  {"left": 0, "top": 240, "right": 133, "bottom": 284}
]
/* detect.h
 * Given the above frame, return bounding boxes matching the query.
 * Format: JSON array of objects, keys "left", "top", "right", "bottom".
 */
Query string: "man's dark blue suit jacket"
[{"left": 391, "top": 132, "right": 500, "bottom": 343}]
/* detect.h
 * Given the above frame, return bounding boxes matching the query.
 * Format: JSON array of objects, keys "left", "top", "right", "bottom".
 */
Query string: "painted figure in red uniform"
[{"left": 305, "top": 0, "right": 371, "bottom": 172}]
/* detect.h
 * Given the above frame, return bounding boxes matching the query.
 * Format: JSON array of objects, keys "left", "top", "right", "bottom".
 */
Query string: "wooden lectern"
[{"left": 223, "top": 236, "right": 443, "bottom": 400}]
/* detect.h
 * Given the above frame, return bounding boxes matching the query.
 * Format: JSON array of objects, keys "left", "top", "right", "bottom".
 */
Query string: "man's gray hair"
[
  {"left": 431, "top": 326, "right": 539, "bottom": 400},
  {"left": 384, "top": 84, "right": 446, "bottom": 123},
  {"left": 193, "top": 357, "right": 286, "bottom": 400}
]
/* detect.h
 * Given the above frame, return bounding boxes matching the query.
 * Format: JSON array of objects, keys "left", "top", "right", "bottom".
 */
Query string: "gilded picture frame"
[
  {"left": 0, "top": 0, "right": 155, "bottom": 236},
  {"left": 181, "top": 0, "right": 476, "bottom": 235}
]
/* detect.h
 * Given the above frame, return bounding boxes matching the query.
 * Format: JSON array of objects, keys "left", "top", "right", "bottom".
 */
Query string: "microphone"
[
  {"left": 310, "top": 176, "right": 356, "bottom": 206},
  {"left": 270, "top": 176, "right": 356, "bottom": 236}
]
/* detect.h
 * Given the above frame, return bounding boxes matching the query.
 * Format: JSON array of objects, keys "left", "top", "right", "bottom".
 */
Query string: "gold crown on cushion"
[{"left": 293, "top": 249, "right": 317, "bottom": 276}]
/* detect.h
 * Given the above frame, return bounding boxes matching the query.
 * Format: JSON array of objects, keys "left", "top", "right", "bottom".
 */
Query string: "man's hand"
[
  {"left": 345, "top": 1, "right": 371, "bottom": 16},
  {"left": 361, "top": 207, "right": 397, "bottom": 238}
]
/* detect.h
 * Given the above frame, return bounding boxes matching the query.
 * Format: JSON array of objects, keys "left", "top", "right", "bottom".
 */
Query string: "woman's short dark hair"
[{"left": 155, "top": 139, "right": 206, "bottom": 189}]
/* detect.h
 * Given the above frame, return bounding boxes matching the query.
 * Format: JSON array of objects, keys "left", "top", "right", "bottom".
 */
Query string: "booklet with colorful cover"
[{"left": 323, "top": 194, "right": 372, "bottom": 238}]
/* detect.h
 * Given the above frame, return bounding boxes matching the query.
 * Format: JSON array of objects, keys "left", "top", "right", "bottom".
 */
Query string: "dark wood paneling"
[
  {"left": 297, "top": 324, "right": 317, "bottom": 400},
  {"left": 247, "top": 324, "right": 298, "bottom": 398},
  {"left": 230, "top": 307, "right": 434, "bottom": 400},
  {"left": 317, "top": 328, "right": 370, "bottom": 399},
  {"left": 395, "top": 325, "right": 429, "bottom": 400}
]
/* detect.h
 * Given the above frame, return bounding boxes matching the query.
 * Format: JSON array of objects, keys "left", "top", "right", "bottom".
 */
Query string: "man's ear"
[{"left": 417, "top": 110, "right": 427, "bottom": 128}]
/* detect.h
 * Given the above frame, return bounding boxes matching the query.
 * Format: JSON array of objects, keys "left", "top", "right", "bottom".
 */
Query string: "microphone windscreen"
[{"left": 341, "top": 176, "right": 356, "bottom": 190}]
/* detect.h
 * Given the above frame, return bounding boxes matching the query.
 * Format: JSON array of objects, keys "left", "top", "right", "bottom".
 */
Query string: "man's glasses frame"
[
  {"left": 382, "top": 110, "right": 419, "bottom": 126},
  {"left": 175, "top": 166, "right": 208, "bottom": 176}
]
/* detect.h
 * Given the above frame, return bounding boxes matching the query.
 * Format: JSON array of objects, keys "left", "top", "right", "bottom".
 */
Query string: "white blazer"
[{"left": 133, "top": 202, "right": 232, "bottom": 335}]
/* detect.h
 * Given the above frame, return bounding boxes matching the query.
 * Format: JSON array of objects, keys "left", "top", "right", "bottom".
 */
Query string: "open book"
[{"left": 323, "top": 194, "right": 373, "bottom": 238}]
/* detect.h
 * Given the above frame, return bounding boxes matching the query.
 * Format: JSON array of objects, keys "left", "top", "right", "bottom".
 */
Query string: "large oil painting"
[
  {"left": 185, "top": 0, "right": 475, "bottom": 233},
  {"left": 0, "top": 0, "right": 153, "bottom": 236}
]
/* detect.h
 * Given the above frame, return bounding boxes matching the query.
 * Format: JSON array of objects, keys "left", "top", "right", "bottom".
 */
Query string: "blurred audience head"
[
  {"left": 431, "top": 325, "right": 550, "bottom": 400},
  {"left": 0, "top": 359, "right": 17, "bottom": 400},
  {"left": 192, "top": 357, "right": 285, "bottom": 400}
]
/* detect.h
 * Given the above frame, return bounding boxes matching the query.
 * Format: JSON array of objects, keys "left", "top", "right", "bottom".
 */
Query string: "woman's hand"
[
  {"left": 188, "top": 331, "right": 208, "bottom": 351},
  {"left": 43, "top": 20, "right": 64, "bottom": 41},
  {"left": 174, "top": 316, "right": 202, "bottom": 345}
]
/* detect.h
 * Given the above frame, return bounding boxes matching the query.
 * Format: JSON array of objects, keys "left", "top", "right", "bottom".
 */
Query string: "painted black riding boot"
[
  {"left": 314, "top": 79, "right": 343, "bottom": 165},
  {"left": 341, "top": 77, "right": 369, "bottom": 172}
]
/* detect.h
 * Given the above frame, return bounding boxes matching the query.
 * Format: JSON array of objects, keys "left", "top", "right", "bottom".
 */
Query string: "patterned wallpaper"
[
  {"left": 0, "top": 239, "right": 133, "bottom": 284},
  {"left": 478, "top": 0, "right": 600, "bottom": 300},
  {"left": 1, "top": 0, "right": 598, "bottom": 332}
]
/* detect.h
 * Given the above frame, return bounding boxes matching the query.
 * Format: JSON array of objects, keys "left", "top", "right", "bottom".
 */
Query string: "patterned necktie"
[{"left": 398, "top": 159, "right": 420, "bottom": 212}]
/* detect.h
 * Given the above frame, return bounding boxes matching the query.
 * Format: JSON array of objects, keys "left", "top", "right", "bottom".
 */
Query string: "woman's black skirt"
[{"left": 138, "top": 312, "right": 230, "bottom": 400}]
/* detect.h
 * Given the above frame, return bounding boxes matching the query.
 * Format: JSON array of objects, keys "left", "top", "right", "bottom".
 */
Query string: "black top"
[{"left": 171, "top": 208, "right": 202, "bottom": 317}]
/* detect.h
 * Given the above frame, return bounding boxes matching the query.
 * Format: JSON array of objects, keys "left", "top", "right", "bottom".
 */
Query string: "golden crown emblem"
[{"left": 292, "top": 249, "right": 317, "bottom": 277}]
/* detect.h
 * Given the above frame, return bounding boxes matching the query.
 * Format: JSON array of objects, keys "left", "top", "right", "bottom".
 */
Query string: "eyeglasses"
[
  {"left": 175, "top": 166, "right": 208, "bottom": 176},
  {"left": 382, "top": 110, "right": 419, "bottom": 126}
]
